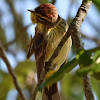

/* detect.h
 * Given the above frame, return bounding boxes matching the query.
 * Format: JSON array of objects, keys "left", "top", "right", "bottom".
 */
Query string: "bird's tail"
[{"left": 42, "top": 83, "right": 61, "bottom": 100}]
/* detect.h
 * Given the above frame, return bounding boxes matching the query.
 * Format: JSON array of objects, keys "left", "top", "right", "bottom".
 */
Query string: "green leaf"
[
  {"left": 77, "top": 63, "right": 100, "bottom": 76},
  {"left": 93, "top": 50, "right": 100, "bottom": 61},
  {"left": 76, "top": 49, "right": 93, "bottom": 67},
  {"left": 39, "top": 58, "right": 78, "bottom": 90},
  {"left": 39, "top": 47, "right": 100, "bottom": 90}
]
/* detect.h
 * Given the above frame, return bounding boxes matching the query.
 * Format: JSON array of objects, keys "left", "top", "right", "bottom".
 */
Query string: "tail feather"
[{"left": 42, "top": 83, "right": 61, "bottom": 100}]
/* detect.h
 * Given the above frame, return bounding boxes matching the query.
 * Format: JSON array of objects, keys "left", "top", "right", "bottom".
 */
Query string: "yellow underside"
[
  {"left": 43, "top": 18, "right": 72, "bottom": 87},
  {"left": 45, "top": 36, "right": 72, "bottom": 87}
]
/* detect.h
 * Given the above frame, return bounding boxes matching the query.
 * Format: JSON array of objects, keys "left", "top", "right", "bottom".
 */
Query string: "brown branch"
[
  {"left": 31, "top": 68, "right": 47, "bottom": 100},
  {"left": 31, "top": 0, "right": 94, "bottom": 100},
  {"left": 81, "top": 33, "right": 100, "bottom": 46},
  {"left": 0, "top": 42, "right": 26, "bottom": 100},
  {"left": 82, "top": 75, "right": 94, "bottom": 100},
  {"left": 71, "top": 0, "right": 94, "bottom": 100}
]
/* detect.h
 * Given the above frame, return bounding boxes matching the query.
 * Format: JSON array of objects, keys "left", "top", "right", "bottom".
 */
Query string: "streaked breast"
[{"left": 45, "top": 18, "right": 72, "bottom": 70}]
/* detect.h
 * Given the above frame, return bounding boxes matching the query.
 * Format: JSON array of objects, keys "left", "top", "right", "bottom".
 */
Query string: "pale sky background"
[{"left": 0, "top": 0, "right": 100, "bottom": 100}]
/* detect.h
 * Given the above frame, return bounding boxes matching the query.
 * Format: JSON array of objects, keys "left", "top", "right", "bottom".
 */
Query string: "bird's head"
[{"left": 28, "top": 3, "right": 58, "bottom": 26}]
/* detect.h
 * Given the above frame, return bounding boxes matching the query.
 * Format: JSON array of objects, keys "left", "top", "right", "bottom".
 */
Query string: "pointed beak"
[{"left": 27, "top": 9, "right": 35, "bottom": 13}]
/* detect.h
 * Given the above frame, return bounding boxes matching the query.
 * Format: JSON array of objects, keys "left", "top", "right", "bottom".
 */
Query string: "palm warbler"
[{"left": 27, "top": 3, "right": 72, "bottom": 100}]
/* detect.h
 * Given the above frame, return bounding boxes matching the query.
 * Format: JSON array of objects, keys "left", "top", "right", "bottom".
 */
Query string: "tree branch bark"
[
  {"left": 70, "top": 0, "right": 94, "bottom": 100},
  {"left": 0, "top": 42, "right": 26, "bottom": 100}
]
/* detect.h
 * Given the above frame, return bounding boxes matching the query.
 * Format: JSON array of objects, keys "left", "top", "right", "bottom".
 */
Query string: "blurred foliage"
[
  {"left": 91, "top": 77, "right": 100, "bottom": 100},
  {"left": 0, "top": 0, "right": 100, "bottom": 100},
  {"left": 14, "top": 60, "right": 36, "bottom": 86},
  {"left": 39, "top": 58, "right": 78, "bottom": 90},
  {"left": 77, "top": 50, "right": 100, "bottom": 78},
  {"left": 37, "top": 0, "right": 49, "bottom": 4},
  {"left": 61, "top": 73, "right": 84, "bottom": 100},
  {"left": 93, "top": 0, "right": 100, "bottom": 11},
  {"left": 37, "top": 0, "right": 56, "bottom": 4},
  {"left": 40, "top": 47, "right": 100, "bottom": 89},
  {"left": 0, "top": 70, "right": 13, "bottom": 100},
  {"left": 0, "top": 60, "right": 36, "bottom": 100},
  {"left": 93, "top": 50, "right": 100, "bottom": 62}
]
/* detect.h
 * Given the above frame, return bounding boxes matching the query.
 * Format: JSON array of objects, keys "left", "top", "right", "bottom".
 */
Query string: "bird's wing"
[
  {"left": 27, "top": 34, "right": 37, "bottom": 59},
  {"left": 27, "top": 27, "right": 47, "bottom": 80},
  {"left": 34, "top": 33, "right": 47, "bottom": 80}
]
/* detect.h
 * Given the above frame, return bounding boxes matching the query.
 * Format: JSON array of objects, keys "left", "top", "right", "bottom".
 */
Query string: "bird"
[{"left": 27, "top": 3, "right": 72, "bottom": 100}]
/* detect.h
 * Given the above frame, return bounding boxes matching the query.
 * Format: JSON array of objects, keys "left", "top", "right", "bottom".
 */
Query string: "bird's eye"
[{"left": 38, "top": 16, "right": 45, "bottom": 21}]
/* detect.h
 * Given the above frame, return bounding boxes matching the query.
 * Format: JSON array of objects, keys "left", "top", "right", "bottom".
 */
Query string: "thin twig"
[{"left": 0, "top": 42, "right": 26, "bottom": 100}]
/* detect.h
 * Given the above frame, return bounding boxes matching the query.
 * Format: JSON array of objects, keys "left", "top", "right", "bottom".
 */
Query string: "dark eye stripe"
[{"left": 38, "top": 16, "right": 45, "bottom": 21}]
